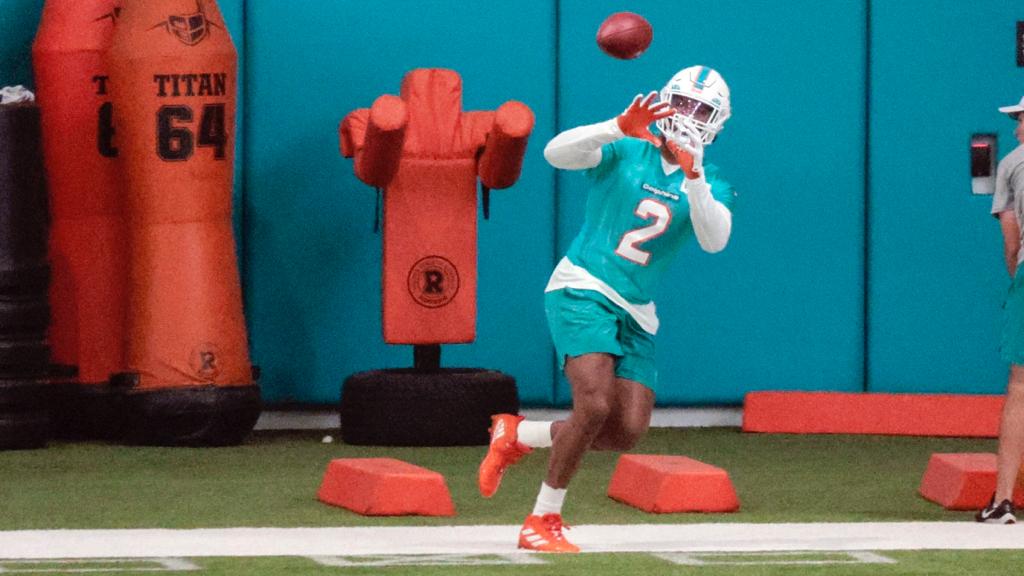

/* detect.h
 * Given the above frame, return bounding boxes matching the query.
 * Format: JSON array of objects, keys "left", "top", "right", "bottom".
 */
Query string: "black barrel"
[
  {"left": 0, "top": 102, "right": 49, "bottom": 300},
  {"left": 0, "top": 98, "right": 52, "bottom": 449}
]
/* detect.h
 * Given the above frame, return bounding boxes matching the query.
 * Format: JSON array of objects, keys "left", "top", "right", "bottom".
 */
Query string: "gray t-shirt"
[{"left": 991, "top": 144, "right": 1024, "bottom": 263}]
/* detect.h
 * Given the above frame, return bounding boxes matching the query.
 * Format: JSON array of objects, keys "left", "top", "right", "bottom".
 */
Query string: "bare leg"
[
  {"left": 549, "top": 378, "right": 654, "bottom": 451},
  {"left": 591, "top": 378, "right": 655, "bottom": 451},
  {"left": 995, "top": 365, "right": 1024, "bottom": 501},
  {"left": 545, "top": 354, "right": 616, "bottom": 488}
]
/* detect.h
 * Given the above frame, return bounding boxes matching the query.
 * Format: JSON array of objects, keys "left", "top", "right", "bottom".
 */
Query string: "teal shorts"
[
  {"left": 1002, "top": 267, "right": 1024, "bottom": 365},
  {"left": 544, "top": 287, "right": 657, "bottom": 390}
]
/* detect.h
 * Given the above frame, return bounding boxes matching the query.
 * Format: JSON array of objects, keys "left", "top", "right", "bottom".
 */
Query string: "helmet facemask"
[{"left": 655, "top": 66, "right": 731, "bottom": 146}]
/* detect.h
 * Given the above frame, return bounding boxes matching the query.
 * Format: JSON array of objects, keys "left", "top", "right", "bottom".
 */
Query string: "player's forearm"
[
  {"left": 543, "top": 119, "right": 623, "bottom": 170},
  {"left": 1005, "top": 239, "right": 1019, "bottom": 278},
  {"left": 684, "top": 177, "right": 732, "bottom": 253}
]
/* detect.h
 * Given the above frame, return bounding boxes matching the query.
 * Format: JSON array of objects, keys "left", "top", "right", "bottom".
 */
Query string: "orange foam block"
[
  {"left": 607, "top": 455, "right": 739, "bottom": 513},
  {"left": 918, "top": 453, "right": 1024, "bottom": 510},
  {"left": 743, "top": 392, "right": 1004, "bottom": 437},
  {"left": 317, "top": 458, "right": 455, "bottom": 516}
]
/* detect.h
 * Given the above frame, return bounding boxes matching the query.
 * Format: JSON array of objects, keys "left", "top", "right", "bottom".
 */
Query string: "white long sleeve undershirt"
[
  {"left": 683, "top": 176, "right": 732, "bottom": 253},
  {"left": 543, "top": 118, "right": 623, "bottom": 169},
  {"left": 543, "top": 119, "right": 732, "bottom": 253}
]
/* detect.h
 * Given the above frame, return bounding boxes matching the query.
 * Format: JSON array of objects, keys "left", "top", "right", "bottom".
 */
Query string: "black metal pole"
[{"left": 413, "top": 344, "right": 441, "bottom": 371}]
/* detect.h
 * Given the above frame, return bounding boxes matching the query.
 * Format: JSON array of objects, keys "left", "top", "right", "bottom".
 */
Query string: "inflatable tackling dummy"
[
  {"left": 33, "top": 0, "right": 128, "bottom": 439},
  {"left": 339, "top": 69, "right": 533, "bottom": 445},
  {"left": 107, "top": 0, "right": 259, "bottom": 446}
]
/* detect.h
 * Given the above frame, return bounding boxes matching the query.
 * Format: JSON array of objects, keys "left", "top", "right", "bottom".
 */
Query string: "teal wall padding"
[
  {"left": 868, "top": 0, "right": 1024, "bottom": 393},
  {"left": 243, "top": 1, "right": 558, "bottom": 404},
  {"left": 220, "top": 0, "right": 245, "bottom": 266},
  {"left": 7, "top": 0, "right": 1021, "bottom": 405},
  {"left": 556, "top": 0, "right": 868, "bottom": 404},
  {"left": 0, "top": 0, "right": 41, "bottom": 87}
]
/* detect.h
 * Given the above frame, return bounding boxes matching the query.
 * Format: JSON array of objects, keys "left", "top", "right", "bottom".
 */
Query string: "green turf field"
[
  {"left": 5, "top": 428, "right": 1024, "bottom": 574},
  {"left": 0, "top": 428, "right": 1002, "bottom": 529}
]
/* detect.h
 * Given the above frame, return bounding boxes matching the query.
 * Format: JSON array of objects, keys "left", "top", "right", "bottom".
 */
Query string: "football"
[{"left": 596, "top": 12, "right": 653, "bottom": 60}]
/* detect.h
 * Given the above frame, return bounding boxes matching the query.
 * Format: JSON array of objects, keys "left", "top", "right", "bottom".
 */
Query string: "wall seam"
[
  {"left": 240, "top": 0, "right": 255, "bottom": 369},
  {"left": 862, "top": 0, "right": 872, "bottom": 393}
]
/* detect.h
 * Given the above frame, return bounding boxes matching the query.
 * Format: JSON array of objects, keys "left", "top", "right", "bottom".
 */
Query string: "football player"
[{"left": 478, "top": 66, "right": 737, "bottom": 552}]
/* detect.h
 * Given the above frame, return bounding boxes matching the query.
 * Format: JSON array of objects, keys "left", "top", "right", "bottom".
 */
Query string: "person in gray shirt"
[{"left": 982, "top": 95, "right": 1024, "bottom": 524}]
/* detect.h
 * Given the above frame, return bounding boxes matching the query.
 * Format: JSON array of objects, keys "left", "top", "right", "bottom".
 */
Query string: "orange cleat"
[
  {"left": 477, "top": 414, "right": 531, "bottom": 498},
  {"left": 518, "top": 513, "right": 579, "bottom": 553}
]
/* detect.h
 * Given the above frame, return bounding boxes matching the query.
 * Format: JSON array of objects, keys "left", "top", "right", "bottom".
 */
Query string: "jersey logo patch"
[{"left": 642, "top": 182, "right": 679, "bottom": 202}]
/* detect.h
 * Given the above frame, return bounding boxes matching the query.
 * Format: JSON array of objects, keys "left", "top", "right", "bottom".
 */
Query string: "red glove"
[
  {"left": 666, "top": 141, "right": 699, "bottom": 180},
  {"left": 665, "top": 121, "right": 705, "bottom": 180},
  {"left": 616, "top": 92, "right": 673, "bottom": 147}
]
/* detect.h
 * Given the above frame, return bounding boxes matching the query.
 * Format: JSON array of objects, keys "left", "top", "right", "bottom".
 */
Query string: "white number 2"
[{"left": 614, "top": 199, "right": 672, "bottom": 266}]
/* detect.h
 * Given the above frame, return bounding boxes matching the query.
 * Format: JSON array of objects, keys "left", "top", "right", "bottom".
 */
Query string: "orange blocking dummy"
[
  {"left": 340, "top": 69, "right": 534, "bottom": 344},
  {"left": 107, "top": 0, "right": 258, "bottom": 445},
  {"left": 318, "top": 458, "right": 456, "bottom": 516},
  {"left": 918, "top": 453, "right": 1024, "bottom": 510},
  {"left": 608, "top": 455, "right": 740, "bottom": 513},
  {"left": 33, "top": 0, "right": 128, "bottom": 438}
]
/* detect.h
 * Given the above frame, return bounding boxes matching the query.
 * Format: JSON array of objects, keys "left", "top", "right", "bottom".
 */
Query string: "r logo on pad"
[{"left": 408, "top": 256, "right": 460, "bottom": 309}]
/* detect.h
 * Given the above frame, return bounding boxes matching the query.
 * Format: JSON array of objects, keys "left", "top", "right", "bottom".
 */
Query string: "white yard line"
[
  {"left": 254, "top": 408, "right": 743, "bottom": 431},
  {"left": 0, "top": 522, "right": 1020, "bottom": 560}
]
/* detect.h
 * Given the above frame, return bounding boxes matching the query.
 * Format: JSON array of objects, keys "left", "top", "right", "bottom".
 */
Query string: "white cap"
[{"left": 998, "top": 96, "right": 1024, "bottom": 117}]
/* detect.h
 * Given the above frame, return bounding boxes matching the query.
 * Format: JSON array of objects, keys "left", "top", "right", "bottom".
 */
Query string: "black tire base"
[
  {"left": 0, "top": 378, "right": 51, "bottom": 411},
  {"left": 341, "top": 368, "right": 519, "bottom": 446},
  {"left": 0, "top": 298, "right": 49, "bottom": 335},
  {"left": 121, "top": 385, "right": 262, "bottom": 447},
  {"left": 0, "top": 265, "right": 49, "bottom": 297},
  {"left": 0, "top": 339, "right": 50, "bottom": 374},
  {"left": 49, "top": 382, "right": 127, "bottom": 441},
  {"left": 0, "top": 377, "right": 52, "bottom": 450},
  {"left": 0, "top": 410, "right": 49, "bottom": 450}
]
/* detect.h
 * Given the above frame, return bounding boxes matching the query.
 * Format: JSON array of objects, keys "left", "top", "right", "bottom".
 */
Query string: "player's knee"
[
  {"left": 618, "top": 419, "right": 649, "bottom": 450},
  {"left": 600, "top": 419, "right": 648, "bottom": 451},
  {"left": 593, "top": 432, "right": 633, "bottom": 452},
  {"left": 573, "top": 392, "right": 612, "bottom": 430}
]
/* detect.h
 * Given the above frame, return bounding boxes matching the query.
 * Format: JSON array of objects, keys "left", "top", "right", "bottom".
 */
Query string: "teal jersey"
[{"left": 564, "top": 137, "right": 736, "bottom": 304}]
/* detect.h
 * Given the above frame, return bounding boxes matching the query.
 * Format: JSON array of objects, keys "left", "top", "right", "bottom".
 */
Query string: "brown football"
[{"left": 596, "top": 12, "right": 653, "bottom": 60}]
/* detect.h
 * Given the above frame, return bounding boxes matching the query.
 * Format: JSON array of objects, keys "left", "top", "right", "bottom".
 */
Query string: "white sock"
[
  {"left": 531, "top": 482, "right": 567, "bottom": 516},
  {"left": 517, "top": 420, "right": 553, "bottom": 448}
]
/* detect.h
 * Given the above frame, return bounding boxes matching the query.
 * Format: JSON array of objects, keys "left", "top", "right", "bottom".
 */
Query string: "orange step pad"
[
  {"left": 317, "top": 458, "right": 455, "bottom": 516},
  {"left": 918, "top": 453, "right": 1024, "bottom": 510},
  {"left": 743, "top": 391, "right": 1004, "bottom": 437},
  {"left": 607, "top": 455, "right": 739, "bottom": 513}
]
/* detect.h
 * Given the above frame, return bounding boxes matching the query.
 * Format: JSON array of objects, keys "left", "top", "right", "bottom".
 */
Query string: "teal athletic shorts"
[
  {"left": 544, "top": 287, "right": 657, "bottom": 390},
  {"left": 1002, "top": 267, "right": 1024, "bottom": 365}
]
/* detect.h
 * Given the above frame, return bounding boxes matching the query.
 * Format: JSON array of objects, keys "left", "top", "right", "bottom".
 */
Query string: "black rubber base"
[
  {"left": 341, "top": 368, "right": 519, "bottom": 446},
  {"left": 0, "top": 378, "right": 51, "bottom": 411},
  {"left": 0, "top": 298, "right": 48, "bottom": 335},
  {"left": 49, "top": 382, "right": 127, "bottom": 441},
  {"left": 0, "top": 378, "right": 51, "bottom": 450},
  {"left": 0, "top": 410, "right": 49, "bottom": 450},
  {"left": 0, "top": 266, "right": 49, "bottom": 296},
  {"left": 121, "top": 385, "right": 262, "bottom": 447},
  {"left": 0, "top": 338, "right": 50, "bottom": 375}
]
